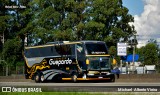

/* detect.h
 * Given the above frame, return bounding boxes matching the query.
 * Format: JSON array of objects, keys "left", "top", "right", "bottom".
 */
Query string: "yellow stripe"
[
  {"left": 62, "top": 78, "right": 72, "bottom": 81},
  {"left": 86, "top": 55, "right": 110, "bottom": 57},
  {"left": 25, "top": 42, "right": 82, "bottom": 49},
  {"left": 63, "top": 42, "right": 82, "bottom": 45},
  {"left": 25, "top": 44, "right": 55, "bottom": 49},
  {"left": 83, "top": 78, "right": 110, "bottom": 80}
]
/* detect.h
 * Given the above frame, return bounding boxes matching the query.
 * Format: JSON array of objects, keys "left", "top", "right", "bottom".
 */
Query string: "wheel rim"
[
  {"left": 41, "top": 75, "right": 44, "bottom": 82},
  {"left": 35, "top": 75, "right": 39, "bottom": 82},
  {"left": 72, "top": 75, "right": 77, "bottom": 82}
]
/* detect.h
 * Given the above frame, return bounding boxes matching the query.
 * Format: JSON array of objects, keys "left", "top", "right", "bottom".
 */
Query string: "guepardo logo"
[{"left": 49, "top": 58, "right": 72, "bottom": 66}]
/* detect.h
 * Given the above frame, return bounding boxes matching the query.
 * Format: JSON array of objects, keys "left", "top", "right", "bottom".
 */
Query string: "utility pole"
[
  {"left": 132, "top": 41, "right": 135, "bottom": 74},
  {"left": 128, "top": 34, "right": 138, "bottom": 74},
  {"left": 132, "top": 34, "right": 137, "bottom": 74}
]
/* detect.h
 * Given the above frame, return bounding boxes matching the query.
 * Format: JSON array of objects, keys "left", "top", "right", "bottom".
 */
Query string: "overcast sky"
[{"left": 123, "top": 0, "right": 160, "bottom": 47}]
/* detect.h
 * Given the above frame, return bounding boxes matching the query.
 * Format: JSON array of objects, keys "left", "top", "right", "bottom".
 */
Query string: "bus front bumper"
[{"left": 62, "top": 74, "right": 114, "bottom": 81}]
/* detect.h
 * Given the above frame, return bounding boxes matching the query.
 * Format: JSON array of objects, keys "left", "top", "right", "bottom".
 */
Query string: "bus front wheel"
[
  {"left": 109, "top": 75, "right": 115, "bottom": 82},
  {"left": 72, "top": 74, "right": 77, "bottom": 82}
]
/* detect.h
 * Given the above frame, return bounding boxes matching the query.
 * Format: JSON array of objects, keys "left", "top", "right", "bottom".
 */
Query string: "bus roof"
[
  {"left": 78, "top": 40, "right": 105, "bottom": 43},
  {"left": 25, "top": 40, "right": 105, "bottom": 49}
]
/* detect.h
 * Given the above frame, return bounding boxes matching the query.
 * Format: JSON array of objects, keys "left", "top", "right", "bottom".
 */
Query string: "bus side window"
[
  {"left": 76, "top": 44, "right": 86, "bottom": 69},
  {"left": 55, "top": 44, "right": 72, "bottom": 55},
  {"left": 50, "top": 46, "right": 60, "bottom": 56},
  {"left": 70, "top": 44, "right": 75, "bottom": 55},
  {"left": 62, "top": 45, "right": 71, "bottom": 55},
  {"left": 76, "top": 44, "right": 84, "bottom": 55},
  {"left": 51, "top": 46, "right": 53, "bottom": 53},
  {"left": 24, "top": 49, "right": 31, "bottom": 58},
  {"left": 55, "top": 45, "right": 64, "bottom": 55}
]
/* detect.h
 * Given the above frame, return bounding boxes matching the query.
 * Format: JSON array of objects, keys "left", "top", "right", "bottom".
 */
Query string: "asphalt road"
[
  {"left": 1, "top": 82, "right": 160, "bottom": 92},
  {"left": 0, "top": 82, "right": 160, "bottom": 86},
  {"left": 1, "top": 74, "right": 160, "bottom": 92}
]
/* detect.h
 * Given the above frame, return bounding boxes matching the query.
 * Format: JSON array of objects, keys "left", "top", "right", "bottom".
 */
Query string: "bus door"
[{"left": 76, "top": 43, "right": 87, "bottom": 72}]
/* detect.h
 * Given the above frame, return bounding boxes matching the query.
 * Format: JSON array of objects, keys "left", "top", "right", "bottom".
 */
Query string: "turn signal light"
[{"left": 86, "top": 59, "right": 90, "bottom": 65}]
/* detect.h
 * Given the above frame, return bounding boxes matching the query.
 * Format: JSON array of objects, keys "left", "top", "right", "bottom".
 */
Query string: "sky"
[{"left": 122, "top": 0, "right": 160, "bottom": 47}]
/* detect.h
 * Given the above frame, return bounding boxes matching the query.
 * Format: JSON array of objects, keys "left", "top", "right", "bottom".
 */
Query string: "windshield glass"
[
  {"left": 88, "top": 57, "right": 110, "bottom": 70},
  {"left": 85, "top": 43, "right": 108, "bottom": 55}
]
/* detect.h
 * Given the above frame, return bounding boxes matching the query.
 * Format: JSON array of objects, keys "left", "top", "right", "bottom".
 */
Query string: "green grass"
[
  {"left": 1, "top": 92, "right": 159, "bottom": 95},
  {"left": 0, "top": 92, "right": 97, "bottom": 95}
]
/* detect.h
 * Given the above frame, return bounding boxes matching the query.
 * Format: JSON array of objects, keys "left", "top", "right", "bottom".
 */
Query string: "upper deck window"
[
  {"left": 24, "top": 44, "right": 75, "bottom": 58},
  {"left": 85, "top": 43, "right": 108, "bottom": 55}
]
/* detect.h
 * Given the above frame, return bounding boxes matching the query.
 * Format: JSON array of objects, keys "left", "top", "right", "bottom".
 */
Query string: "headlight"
[{"left": 87, "top": 73, "right": 94, "bottom": 76}]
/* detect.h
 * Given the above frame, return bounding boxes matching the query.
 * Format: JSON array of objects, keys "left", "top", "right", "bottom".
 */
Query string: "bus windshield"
[
  {"left": 85, "top": 43, "right": 108, "bottom": 55},
  {"left": 88, "top": 57, "right": 110, "bottom": 70}
]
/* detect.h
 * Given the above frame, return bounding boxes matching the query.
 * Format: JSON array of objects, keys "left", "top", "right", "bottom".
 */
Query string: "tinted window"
[
  {"left": 76, "top": 44, "right": 85, "bottom": 55},
  {"left": 25, "top": 46, "right": 54, "bottom": 58},
  {"left": 85, "top": 43, "right": 108, "bottom": 55},
  {"left": 88, "top": 58, "right": 110, "bottom": 70},
  {"left": 55, "top": 45, "right": 72, "bottom": 55},
  {"left": 25, "top": 44, "right": 75, "bottom": 58}
]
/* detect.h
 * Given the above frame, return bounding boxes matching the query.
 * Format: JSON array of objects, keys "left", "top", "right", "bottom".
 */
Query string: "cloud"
[{"left": 133, "top": 0, "right": 160, "bottom": 47}]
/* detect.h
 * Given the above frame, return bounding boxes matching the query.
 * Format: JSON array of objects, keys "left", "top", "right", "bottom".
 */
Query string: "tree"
[
  {"left": 0, "top": 0, "right": 11, "bottom": 51},
  {"left": 2, "top": 38, "right": 22, "bottom": 75},
  {"left": 109, "top": 46, "right": 117, "bottom": 56},
  {"left": 137, "top": 39, "right": 159, "bottom": 65},
  {"left": 143, "top": 43, "right": 159, "bottom": 65},
  {"left": 21, "top": 0, "right": 88, "bottom": 45},
  {"left": 20, "top": 0, "right": 135, "bottom": 46},
  {"left": 136, "top": 46, "right": 145, "bottom": 63},
  {"left": 136, "top": 39, "right": 159, "bottom": 65},
  {"left": 85, "top": 0, "right": 135, "bottom": 47},
  {"left": 2, "top": 38, "right": 22, "bottom": 64}
]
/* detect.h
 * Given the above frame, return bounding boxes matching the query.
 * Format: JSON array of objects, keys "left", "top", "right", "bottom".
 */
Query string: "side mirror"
[{"left": 112, "top": 58, "right": 117, "bottom": 65}]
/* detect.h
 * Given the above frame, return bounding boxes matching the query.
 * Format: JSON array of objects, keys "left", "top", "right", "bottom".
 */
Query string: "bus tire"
[
  {"left": 35, "top": 72, "right": 42, "bottom": 83},
  {"left": 72, "top": 74, "right": 77, "bottom": 83},
  {"left": 109, "top": 75, "right": 115, "bottom": 82}
]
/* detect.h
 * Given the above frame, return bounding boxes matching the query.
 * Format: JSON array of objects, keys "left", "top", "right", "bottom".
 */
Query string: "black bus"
[{"left": 23, "top": 41, "right": 115, "bottom": 82}]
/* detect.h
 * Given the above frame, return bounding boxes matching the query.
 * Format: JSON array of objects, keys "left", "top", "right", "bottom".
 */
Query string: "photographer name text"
[
  {"left": 118, "top": 87, "right": 158, "bottom": 92},
  {"left": 5, "top": 5, "right": 26, "bottom": 9}
]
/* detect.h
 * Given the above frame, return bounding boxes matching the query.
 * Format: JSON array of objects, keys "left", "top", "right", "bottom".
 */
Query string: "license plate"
[{"left": 98, "top": 77, "right": 103, "bottom": 79}]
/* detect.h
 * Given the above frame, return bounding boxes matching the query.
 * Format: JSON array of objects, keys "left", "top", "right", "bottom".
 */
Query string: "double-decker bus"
[{"left": 23, "top": 41, "right": 115, "bottom": 82}]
